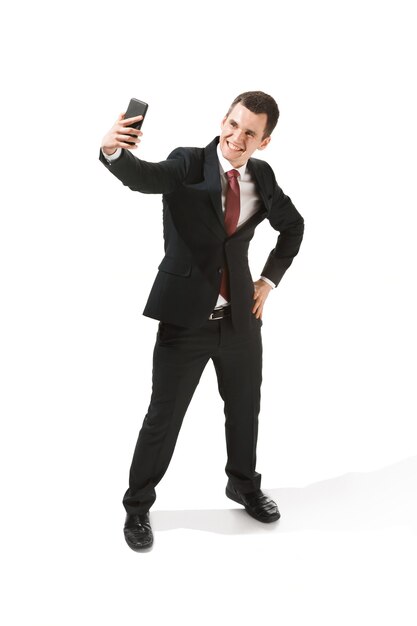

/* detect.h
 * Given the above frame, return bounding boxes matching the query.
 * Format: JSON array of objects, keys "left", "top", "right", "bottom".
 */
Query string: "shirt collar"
[{"left": 216, "top": 143, "right": 247, "bottom": 179}]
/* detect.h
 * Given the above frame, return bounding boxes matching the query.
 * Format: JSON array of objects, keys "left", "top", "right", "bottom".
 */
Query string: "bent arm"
[{"left": 261, "top": 171, "right": 305, "bottom": 287}]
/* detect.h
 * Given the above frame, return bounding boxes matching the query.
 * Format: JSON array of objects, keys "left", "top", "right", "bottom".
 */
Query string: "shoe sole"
[{"left": 225, "top": 486, "right": 281, "bottom": 523}]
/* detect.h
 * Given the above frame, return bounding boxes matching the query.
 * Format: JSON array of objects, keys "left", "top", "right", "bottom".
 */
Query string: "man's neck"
[{"left": 216, "top": 143, "right": 248, "bottom": 176}]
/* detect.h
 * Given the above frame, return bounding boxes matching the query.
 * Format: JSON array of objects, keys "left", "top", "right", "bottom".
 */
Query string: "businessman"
[{"left": 100, "top": 91, "right": 304, "bottom": 550}]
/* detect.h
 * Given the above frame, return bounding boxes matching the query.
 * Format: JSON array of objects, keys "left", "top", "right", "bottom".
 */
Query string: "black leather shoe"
[
  {"left": 226, "top": 480, "right": 281, "bottom": 523},
  {"left": 123, "top": 513, "right": 153, "bottom": 551}
]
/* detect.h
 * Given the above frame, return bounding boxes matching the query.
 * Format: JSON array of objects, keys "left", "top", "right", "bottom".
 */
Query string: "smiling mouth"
[{"left": 227, "top": 140, "right": 244, "bottom": 152}]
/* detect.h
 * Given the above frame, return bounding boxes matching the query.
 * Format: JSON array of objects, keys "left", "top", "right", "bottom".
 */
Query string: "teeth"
[{"left": 228, "top": 142, "right": 242, "bottom": 151}]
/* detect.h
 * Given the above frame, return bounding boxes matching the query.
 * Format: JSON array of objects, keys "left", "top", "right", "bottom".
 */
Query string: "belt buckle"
[{"left": 209, "top": 306, "right": 230, "bottom": 321}]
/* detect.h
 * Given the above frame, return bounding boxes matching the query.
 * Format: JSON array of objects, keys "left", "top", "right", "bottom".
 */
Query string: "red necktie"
[{"left": 220, "top": 169, "right": 240, "bottom": 301}]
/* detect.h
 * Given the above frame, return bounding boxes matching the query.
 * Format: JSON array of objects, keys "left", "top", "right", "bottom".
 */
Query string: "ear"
[
  {"left": 257, "top": 136, "right": 271, "bottom": 151},
  {"left": 220, "top": 115, "right": 227, "bottom": 130}
]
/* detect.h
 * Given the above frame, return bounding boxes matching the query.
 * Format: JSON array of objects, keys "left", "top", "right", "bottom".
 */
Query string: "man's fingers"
[
  {"left": 252, "top": 281, "right": 271, "bottom": 319},
  {"left": 252, "top": 297, "right": 263, "bottom": 315},
  {"left": 116, "top": 126, "right": 142, "bottom": 137},
  {"left": 116, "top": 138, "right": 141, "bottom": 148},
  {"left": 127, "top": 127, "right": 143, "bottom": 136},
  {"left": 121, "top": 114, "right": 143, "bottom": 125},
  {"left": 253, "top": 302, "right": 263, "bottom": 319},
  {"left": 253, "top": 290, "right": 264, "bottom": 303},
  {"left": 114, "top": 129, "right": 142, "bottom": 143},
  {"left": 118, "top": 141, "right": 139, "bottom": 149}
]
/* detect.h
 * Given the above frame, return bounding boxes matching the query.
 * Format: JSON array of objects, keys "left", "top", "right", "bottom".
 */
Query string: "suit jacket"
[{"left": 99, "top": 137, "right": 304, "bottom": 331}]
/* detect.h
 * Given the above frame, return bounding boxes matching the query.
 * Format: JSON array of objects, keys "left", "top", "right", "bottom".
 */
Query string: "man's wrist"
[
  {"left": 102, "top": 148, "right": 122, "bottom": 162},
  {"left": 260, "top": 276, "right": 276, "bottom": 289}
]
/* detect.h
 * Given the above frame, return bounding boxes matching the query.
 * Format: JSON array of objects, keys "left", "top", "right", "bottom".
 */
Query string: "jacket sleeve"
[
  {"left": 260, "top": 164, "right": 305, "bottom": 287},
  {"left": 98, "top": 147, "right": 190, "bottom": 194}
]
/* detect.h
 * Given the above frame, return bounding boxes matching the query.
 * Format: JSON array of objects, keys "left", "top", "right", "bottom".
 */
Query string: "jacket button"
[{"left": 218, "top": 267, "right": 223, "bottom": 274}]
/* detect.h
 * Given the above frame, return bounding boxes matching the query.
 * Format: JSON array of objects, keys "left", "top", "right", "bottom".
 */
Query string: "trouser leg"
[
  {"left": 212, "top": 317, "right": 263, "bottom": 494},
  {"left": 123, "top": 323, "right": 211, "bottom": 515}
]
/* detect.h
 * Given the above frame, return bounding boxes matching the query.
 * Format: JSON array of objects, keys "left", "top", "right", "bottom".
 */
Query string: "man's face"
[{"left": 219, "top": 102, "right": 271, "bottom": 167}]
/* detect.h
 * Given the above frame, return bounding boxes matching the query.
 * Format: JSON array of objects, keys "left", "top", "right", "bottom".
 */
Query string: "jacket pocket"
[{"left": 158, "top": 256, "right": 192, "bottom": 277}]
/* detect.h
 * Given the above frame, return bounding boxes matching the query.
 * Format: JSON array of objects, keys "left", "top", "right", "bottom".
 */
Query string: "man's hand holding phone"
[{"left": 101, "top": 112, "right": 144, "bottom": 156}]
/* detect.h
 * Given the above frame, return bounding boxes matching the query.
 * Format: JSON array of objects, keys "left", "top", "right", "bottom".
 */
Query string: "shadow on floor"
[{"left": 151, "top": 455, "right": 417, "bottom": 535}]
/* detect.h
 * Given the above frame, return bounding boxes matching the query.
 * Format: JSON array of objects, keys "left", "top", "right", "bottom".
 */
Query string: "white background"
[{"left": 1, "top": 0, "right": 416, "bottom": 624}]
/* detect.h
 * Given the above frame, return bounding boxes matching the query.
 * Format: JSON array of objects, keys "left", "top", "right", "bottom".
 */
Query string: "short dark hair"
[{"left": 226, "top": 91, "right": 280, "bottom": 139}]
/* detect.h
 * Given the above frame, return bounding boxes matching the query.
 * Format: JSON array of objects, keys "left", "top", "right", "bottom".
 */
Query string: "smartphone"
[
  {"left": 124, "top": 98, "right": 148, "bottom": 144},
  {"left": 125, "top": 98, "right": 148, "bottom": 128}
]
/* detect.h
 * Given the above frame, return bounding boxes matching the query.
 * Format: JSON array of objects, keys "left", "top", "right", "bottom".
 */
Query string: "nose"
[{"left": 232, "top": 128, "right": 244, "bottom": 143}]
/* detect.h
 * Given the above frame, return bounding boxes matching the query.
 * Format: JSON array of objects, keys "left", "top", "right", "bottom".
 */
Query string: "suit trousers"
[{"left": 122, "top": 314, "right": 263, "bottom": 515}]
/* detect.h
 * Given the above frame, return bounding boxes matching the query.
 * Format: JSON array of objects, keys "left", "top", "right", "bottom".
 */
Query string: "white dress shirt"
[{"left": 215, "top": 144, "right": 275, "bottom": 306}]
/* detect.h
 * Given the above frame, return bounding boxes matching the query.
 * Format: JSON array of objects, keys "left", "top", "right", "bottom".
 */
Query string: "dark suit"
[{"left": 100, "top": 137, "right": 304, "bottom": 514}]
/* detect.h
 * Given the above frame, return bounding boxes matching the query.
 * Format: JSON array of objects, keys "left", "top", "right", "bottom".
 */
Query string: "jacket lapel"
[
  {"left": 246, "top": 159, "right": 271, "bottom": 213},
  {"left": 203, "top": 137, "right": 225, "bottom": 231}
]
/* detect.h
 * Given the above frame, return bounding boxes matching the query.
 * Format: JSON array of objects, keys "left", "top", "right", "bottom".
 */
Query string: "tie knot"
[{"left": 226, "top": 169, "right": 239, "bottom": 181}]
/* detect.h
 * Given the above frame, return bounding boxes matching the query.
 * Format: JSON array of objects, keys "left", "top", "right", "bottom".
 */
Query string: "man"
[{"left": 100, "top": 91, "right": 304, "bottom": 551}]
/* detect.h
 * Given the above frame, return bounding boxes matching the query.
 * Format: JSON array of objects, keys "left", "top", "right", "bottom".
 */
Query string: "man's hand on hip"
[
  {"left": 252, "top": 279, "right": 273, "bottom": 319},
  {"left": 101, "top": 112, "right": 144, "bottom": 156}
]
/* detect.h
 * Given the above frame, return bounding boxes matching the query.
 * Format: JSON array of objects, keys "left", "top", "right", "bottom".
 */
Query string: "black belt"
[{"left": 208, "top": 306, "right": 231, "bottom": 321}]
